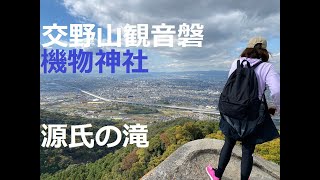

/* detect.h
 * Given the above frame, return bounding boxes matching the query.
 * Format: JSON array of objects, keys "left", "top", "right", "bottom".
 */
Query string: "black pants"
[{"left": 215, "top": 136, "right": 256, "bottom": 180}]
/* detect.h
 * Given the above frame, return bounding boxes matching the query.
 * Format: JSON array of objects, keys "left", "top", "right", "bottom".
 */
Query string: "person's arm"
[{"left": 265, "top": 64, "right": 280, "bottom": 114}]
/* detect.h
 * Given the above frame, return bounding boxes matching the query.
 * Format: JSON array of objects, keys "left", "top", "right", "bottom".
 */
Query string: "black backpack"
[{"left": 218, "top": 59, "right": 266, "bottom": 139}]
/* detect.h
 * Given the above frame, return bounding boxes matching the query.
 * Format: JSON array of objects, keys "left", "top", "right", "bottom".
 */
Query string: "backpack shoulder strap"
[{"left": 251, "top": 60, "right": 264, "bottom": 69}]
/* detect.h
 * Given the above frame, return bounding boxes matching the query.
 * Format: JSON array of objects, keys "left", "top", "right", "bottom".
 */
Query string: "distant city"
[{"left": 40, "top": 71, "right": 280, "bottom": 129}]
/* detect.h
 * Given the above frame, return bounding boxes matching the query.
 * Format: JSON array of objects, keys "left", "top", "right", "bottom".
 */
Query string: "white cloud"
[
  {"left": 61, "top": 0, "right": 280, "bottom": 71},
  {"left": 269, "top": 52, "right": 280, "bottom": 73}
]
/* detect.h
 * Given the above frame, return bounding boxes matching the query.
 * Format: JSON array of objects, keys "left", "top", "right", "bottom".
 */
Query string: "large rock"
[{"left": 141, "top": 139, "right": 279, "bottom": 180}]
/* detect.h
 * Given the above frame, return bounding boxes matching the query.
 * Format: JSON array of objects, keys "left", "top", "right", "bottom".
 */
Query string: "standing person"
[{"left": 205, "top": 37, "right": 280, "bottom": 180}]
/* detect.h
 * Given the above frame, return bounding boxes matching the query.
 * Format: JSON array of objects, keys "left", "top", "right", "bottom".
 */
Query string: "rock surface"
[{"left": 141, "top": 139, "right": 280, "bottom": 180}]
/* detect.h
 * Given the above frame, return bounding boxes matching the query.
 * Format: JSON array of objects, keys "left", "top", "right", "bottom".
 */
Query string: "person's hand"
[{"left": 268, "top": 107, "right": 277, "bottom": 115}]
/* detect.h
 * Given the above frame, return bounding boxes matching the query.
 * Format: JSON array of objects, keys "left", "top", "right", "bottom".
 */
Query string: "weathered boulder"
[{"left": 141, "top": 139, "right": 279, "bottom": 180}]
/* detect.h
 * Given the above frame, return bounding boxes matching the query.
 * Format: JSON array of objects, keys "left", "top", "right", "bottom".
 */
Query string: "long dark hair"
[{"left": 240, "top": 43, "right": 270, "bottom": 62}]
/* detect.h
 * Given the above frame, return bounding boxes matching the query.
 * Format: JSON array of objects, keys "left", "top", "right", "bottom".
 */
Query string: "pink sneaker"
[{"left": 205, "top": 165, "right": 220, "bottom": 180}]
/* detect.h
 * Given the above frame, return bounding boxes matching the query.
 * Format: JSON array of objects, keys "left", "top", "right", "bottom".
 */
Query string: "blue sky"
[
  {"left": 40, "top": 0, "right": 280, "bottom": 72},
  {"left": 40, "top": 0, "right": 74, "bottom": 44}
]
